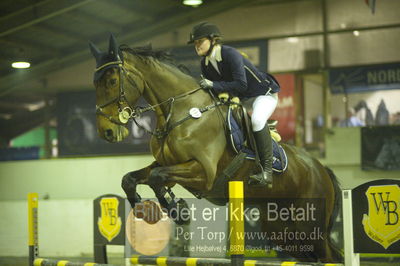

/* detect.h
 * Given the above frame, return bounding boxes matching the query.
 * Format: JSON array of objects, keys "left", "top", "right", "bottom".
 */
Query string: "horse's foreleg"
[
  {"left": 147, "top": 160, "right": 208, "bottom": 224},
  {"left": 121, "top": 161, "right": 159, "bottom": 209}
]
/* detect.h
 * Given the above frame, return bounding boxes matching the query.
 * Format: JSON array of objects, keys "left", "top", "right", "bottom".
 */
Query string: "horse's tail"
[{"left": 325, "top": 166, "right": 344, "bottom": 262}]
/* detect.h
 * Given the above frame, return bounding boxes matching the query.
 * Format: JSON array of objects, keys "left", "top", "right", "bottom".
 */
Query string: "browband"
[{"left": 94, "top": 60, "right": 123, "bottom": 72}]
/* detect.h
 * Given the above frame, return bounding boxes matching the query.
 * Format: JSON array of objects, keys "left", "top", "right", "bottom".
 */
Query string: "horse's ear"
[
  {"left": 108, "top": 34, "right": 119, "bottom": 59},
  {"left": 89, "top": 42, "right": 101, "bottom": 61}
]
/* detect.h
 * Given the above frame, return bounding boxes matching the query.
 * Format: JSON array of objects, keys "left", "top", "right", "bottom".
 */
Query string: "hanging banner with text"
[
  {"left": 270, "top": 74, "right": 296, "bottom": 143},
  {"left": 329, "top": 62, "right": 400, "bottom": 94}
]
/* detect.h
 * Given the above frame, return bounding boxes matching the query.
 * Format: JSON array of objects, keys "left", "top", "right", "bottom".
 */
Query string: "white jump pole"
[{"left": 342, "top": 190, "right": 360, "bottom": 266}]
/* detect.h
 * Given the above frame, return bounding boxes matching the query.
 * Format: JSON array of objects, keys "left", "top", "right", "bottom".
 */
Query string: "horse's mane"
[{"left": 119, "top": 44, "right": 191, "bottom": 75}]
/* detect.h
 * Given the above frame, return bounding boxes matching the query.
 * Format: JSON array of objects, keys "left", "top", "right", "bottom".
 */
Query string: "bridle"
[
  {"left": 94, "top": 59, "right": 207, "bottom": 137},
  {"left": 95, "top": 60, "right": 144, "bottom": 126}
]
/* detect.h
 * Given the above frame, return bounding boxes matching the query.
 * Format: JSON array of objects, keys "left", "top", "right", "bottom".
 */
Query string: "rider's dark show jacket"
[{"left": 200, "top": 45, "right": 280, "bottom": 99}]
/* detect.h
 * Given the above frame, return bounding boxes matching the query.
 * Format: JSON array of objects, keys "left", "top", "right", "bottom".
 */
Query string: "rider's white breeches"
[{"left": 251, "top": 93, "right": 278, "bottom": 132}]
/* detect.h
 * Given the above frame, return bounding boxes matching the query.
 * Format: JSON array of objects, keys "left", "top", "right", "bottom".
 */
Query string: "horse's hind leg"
[{"left": 121, "top": 161, "right": 159, "bottom": 209}]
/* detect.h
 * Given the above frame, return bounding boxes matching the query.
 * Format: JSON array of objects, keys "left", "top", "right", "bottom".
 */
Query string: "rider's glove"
[
  {"left": 199, "top": 78, "right": 213, "bottom": 90},
  {"left": 218, "top": 93, "right": 229, "bottom": 102},
  {"left": 231, "top": 96, "right": 240, "bottom": 110}
]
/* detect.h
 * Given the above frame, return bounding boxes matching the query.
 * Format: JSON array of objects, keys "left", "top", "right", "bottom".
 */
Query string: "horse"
[{"left": 89, "top": 35, "right": 342, "bottom": 263}]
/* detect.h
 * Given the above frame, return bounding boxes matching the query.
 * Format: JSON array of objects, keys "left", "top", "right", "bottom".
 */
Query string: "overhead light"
[
  {"left": 183, "top": 0, "right": 202, "bottom": 7},
  {"left": 287, "top": 37, "right": 299, "bottom": 43},
  {"left": 12, "top": 61, "right": 31, "bottom": 69},
  {"left": 353, "top": 30, "right": 360, "bottom": 36}
]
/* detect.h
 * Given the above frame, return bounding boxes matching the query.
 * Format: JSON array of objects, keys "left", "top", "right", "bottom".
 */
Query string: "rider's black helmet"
[{"left": 187, "top": 22, "right": 222, "bottom": 44}]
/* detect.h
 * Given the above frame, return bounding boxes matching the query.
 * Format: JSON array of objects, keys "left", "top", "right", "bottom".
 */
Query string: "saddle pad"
[{"left": 227, "top": 108, "right": 288, "bottom": 173}]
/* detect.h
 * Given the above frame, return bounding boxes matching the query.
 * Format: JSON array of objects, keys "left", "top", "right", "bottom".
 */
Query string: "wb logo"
[
  {"left": 362, "top": 185, "right": 400, "bottom": 249},
  {"left": 371, "top": 192, "right": 398, "bottom": 225},
  {"left": 102, "top": 201, "right": 118, "bottom": 225},
  {"left": 97, "top": 197, "right": 122, "bottom": 242}
]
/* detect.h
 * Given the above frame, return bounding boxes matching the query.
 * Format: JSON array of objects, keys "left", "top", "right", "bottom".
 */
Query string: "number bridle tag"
[
  {"left": 118, "top": 107, "right": 133, "bottom": 124},
  {"left": 189, "top": 107, "right": 202, "bottom": 119}
]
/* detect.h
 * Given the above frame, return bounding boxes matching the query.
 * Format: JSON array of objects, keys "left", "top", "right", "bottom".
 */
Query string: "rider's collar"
[{"left": 205, "top": 45, "right": 222, "bottom": 66}]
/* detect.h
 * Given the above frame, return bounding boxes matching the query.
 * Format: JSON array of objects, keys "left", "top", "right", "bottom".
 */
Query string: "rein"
[
  {"left": 133, "top": 98, "right": 224, "bottom": 138},
  {"left": 95, "top": 60, "right": 222, "bottom": 138}
]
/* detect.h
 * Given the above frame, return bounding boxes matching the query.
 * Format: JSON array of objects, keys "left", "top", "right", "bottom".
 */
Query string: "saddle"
[
  {"left": 191, "top": 94, "right": 288, "bottom": 199},
  {"left": 225, "top": 96, "right": 288, "bottom": 173}
]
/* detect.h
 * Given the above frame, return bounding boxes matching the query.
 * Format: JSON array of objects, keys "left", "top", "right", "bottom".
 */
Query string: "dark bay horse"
[{"left": 90, "top": 35, "right": 342, "bottom": 263}]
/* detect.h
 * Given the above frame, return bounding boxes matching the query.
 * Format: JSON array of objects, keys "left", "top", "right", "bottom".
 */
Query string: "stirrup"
[{"left": 249, "top": 171, "right": 272, "bottom": 187}]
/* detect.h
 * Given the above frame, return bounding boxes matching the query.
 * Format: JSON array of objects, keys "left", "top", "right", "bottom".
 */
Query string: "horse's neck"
[
  {"left": 136, "top": 59, "right": 200, "bottom": 121},
  {"left": 144, "top": 62, "right": 195, "bottom": 102}
]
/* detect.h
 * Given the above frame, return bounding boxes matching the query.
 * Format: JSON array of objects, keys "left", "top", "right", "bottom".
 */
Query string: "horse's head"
[{"left": 89, "top": 35, "right": 145, "bottom": 142}]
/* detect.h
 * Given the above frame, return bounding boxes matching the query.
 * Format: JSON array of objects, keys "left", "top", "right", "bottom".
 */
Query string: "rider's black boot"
[{"left": 249, "top": 125, "right": 273, "bottom": 186}]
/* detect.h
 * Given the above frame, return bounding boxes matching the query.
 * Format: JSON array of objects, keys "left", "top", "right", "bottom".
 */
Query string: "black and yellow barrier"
[
  {"left": 28, "top": 193, "right": 39, "bottom": 266},
  {"left": 130, "top": 255, "right": 343, "bottom": 266},
  {"left": 28, "top": 194, "right": 122, "bottom": 266},
  {"left": 33, "top": 258, "right": 118, "bottom": 266}
]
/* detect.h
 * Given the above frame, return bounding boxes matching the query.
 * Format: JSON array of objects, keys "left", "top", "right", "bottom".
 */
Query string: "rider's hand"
[
  {"left": 231, "top": 97, "right": 240, "bottom": 109},
  {"left": 218, "top": 93, "right": 229, "bottom": 102},
  {"left": 199, "top": 78, "right": 213, "bottom": 90}
]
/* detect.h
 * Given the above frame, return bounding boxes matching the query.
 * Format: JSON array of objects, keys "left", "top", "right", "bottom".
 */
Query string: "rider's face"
[{"left": 194, "top": 37, "right": 211, "bottom": 56}]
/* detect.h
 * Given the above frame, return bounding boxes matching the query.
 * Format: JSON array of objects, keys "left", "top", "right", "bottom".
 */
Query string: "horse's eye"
[{"left": 107, "top": 78, "right": 117, "bottom": 87}]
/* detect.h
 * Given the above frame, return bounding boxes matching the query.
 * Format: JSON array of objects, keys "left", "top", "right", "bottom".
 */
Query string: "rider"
[{"left": 188, "top": 22, "right": 280, "bottom": 186}]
